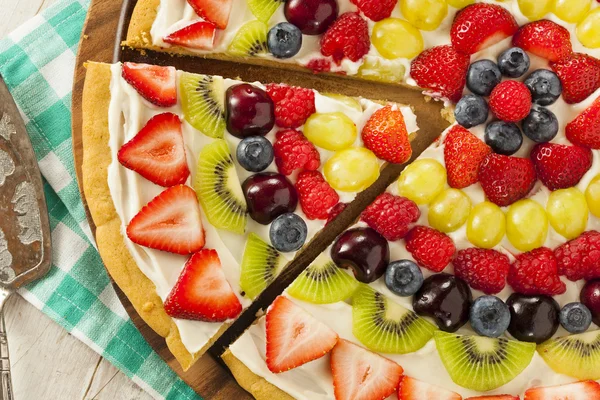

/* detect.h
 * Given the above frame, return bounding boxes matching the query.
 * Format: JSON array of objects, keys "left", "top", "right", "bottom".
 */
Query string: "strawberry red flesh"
[
  {"left": 163, "top": 20, "right": 216, "bottom": 50},
  {"left": 566, "top": 96, "right": 600, "bottom": 148},
  {"left": 187, "top": 0, "right": 232, "bottom": 29},
  {"left": 530, "top": 143, "right": 592, "bottom": 191},
  {"left": 444, "top": 125, "right": 491, "bottom": 189},
  {"left": 122, "top": 62, "right": 177, "bottom": 107},
  {"left": 477, "top": 153, "right": 536, "bottom": 207},
  {"left": 524, "top": 380, "right": 600, "bottom": 400},
  {"left": 361, "top": 105, "right": 412, "bottom": 164},
  {"left": 551, "top": 52, "right": 600, "bottom": 104},
  {"left": 513, "top": 20, "right": 572, "bottom": 62},
  {"left": 398, "top": 375, "right": 461, "bottom": 400}
]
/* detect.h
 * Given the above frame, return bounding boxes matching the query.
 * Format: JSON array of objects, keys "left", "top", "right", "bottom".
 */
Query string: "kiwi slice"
[
  {"left": 194, "top": 139, "right": 247, "bottom": 234},
  {"left": 247, "top": 0, "right": 284, "bottom": 22},
  {"left": 352, "top": 285, "right": 437, "bottom": 354},
  {"left": 287, "top": 255, "right": 359, "bottom": 304},
  {"left": 537, "top": 330, "right": 600, "bottom": 380},
  {"left": 228, "top": 20, "right": 269, "bottom": 57},
  {"left": 240, "top": 233, "right": 288, "bottom": 299},
  {"left": 434, "top": 330, "right": 536, "bottom": 391},
  {"left": 180, "top": 72, "right": 225, "bottom": 138}
]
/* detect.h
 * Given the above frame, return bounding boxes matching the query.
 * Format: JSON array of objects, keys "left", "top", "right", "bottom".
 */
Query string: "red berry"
[
  {"left": 410, "top": 45, "right": 470, "bottom": 103},
  {"left": 361, "top": 105, "right": 412, "bottom": 164},
  {"left": 508, "top": 247, "right": 566, "bottom": 296},
  {"left": 453, "top": 248, "right": 510, "bottom": 295},
  {"left": 405, "top": 226, "right": 456, "bottom": 272},
  {"left": 530, "top": 143, "right": 592, "bottom": 191},
  {"left": 295, "top": 171, "right": 340, "bottom": 220},
  {"left": 266, "top": 84, "right": 316, "bottom": 129},
  {"left": 273, "top": 130, "right": 321, "bottom": 176},
  {"left": 163, "top": 20, "right": 216, "bottom": 50},
  {"left": 326, "top": 202, "right": 348, "bottom": 225},
  {"left": 320, "top": 12, "right": 370, "bottom": 64},
  {"left": 478, "top": 153, "right": 536, "bottom": 207},
  {"left": 555, "top": 231, "right": 600, "bottom": 281},
  {"left": 444, "top": 125, "right": 492, "bottom": 189},
  {"left": 122, "top": 62, "right": 177, "bottom": 107},
  {"left": 513, "top": 20, "right": 572, "bottom": 62},
  {"left": 566, "top": 96, "right": 600, "bottom": 149},
  {"left": 306, "top": 58, "right": 332, "bottom": 73},
  {"left": 489, "top": 81, "right": 532, "bottom": 122},
  {"left": 450, "top": 4, "right": 518, "bottom": 55},
  {"left": 551, "top": 53, "right": 600, "bottom": 104},
  {"left": 350, "top": 0, "right": 395, "bottom": 21},
  {"left": 361, "top": 193, "right": 420, "bottom": 241}
]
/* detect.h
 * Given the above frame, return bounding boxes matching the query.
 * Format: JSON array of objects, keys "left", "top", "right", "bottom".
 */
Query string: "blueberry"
[
  {"left": 560, "top": 302, "right": 592, "bottom": 334},
  {"left": 522, "top": 104, "right": 559, "bottom": 143},
  {"left": 497, "top": 47, "right": 530, "bottom": 78},
  {"left": 485, "top": 121, "right": 523, "bottom": 155},
  {"left": 237, "top": 136, "right": 274, "bottom": 172},
  {"left": 466, "top": 60, "right": 502, "bottom": 96},
  {"left": 269, "top": 213, "right": 307, "bottom": 252},
  {"left": 524, "top": 69, "right": 563, "bottom": 106},
  {"left": 384, "top": 260, "right": 423, "bottom": 297},
  {"left": 454, "top": 94, "right": 489, "bottom": 128},
  {"left": 470, "top": 295, "right": 511, "bottom": 338},
  {"left": 267, "top": 22, "right": 303, "bottom": 59}
]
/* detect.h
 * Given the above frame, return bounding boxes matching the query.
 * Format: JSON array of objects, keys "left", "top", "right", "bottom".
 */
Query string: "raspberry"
[
  {"left": 266, "top": 84, "right": 316, "bottom": 129},
  {"left": 361, "top": 193, "right": 420, "bottom": 241},
  {"left": 295, "top": 171, "right": 340, "bottom": 220},
  {"left": 273, "top": 130, "right": 321, "bottom": 176},
  {"left": 306, "top": 58, "right": 332, "bottom": 73},
  {"left": 453, "top": 248, "right": 510, "bottom": 295},
  {"left": 508, "top": 247, "right": 567, "bottom": 296},
  {"left": 320, "top": 12, "right": 370, "bottom": 64},
  {"left": 326, "top": 202, "right": 348, "bottom": 225},
  {"left": 351, "top": 0, "right": 395, "bottom": 21},
  {"left": 489, "top": 80, "right": 532, "bottom": 122},
  {"left": 361, "top": 105, "right": 412, "bottom": 164},
  {"left": 555, "top": 231, "right": 600, "bottom": 281},
  {"left": 404, "top": 226, "right": 455, "bottom": 272}
]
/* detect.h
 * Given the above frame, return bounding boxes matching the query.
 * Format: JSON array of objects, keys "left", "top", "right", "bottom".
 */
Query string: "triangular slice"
[
  {"left": 537, "top": 330, "right": 600, "bottom": 380},
  {"left": 240, "top": 233, "right": 287, "bottom": 299},
  {"left": 398, "top": 376, "right": 461, "bottom": 400},
  {"left": 187, "top": 0, "right": 232, "bottom": 29},
  {"left": 163, "top": 21, "right": 216, "bottom": 50},
  {"left": 524, "top": 381, "right": 600, "bottom": 400},
  {"left": 180, "top": 72, "right": 226, "bottom": 138},
  {"left": 121, "top": 62, "right": 176, "bottom": 107},
  {"left": 126, "top": 185, "right": 205, "bottom": 254}
]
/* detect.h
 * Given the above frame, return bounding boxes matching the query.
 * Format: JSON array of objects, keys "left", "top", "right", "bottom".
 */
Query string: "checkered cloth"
[{"left": 0, "top": 0, "right": 200, "bottom": 399}]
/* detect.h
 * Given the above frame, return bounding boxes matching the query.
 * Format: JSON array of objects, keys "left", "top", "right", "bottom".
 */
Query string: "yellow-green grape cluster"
[
  {"left": 546, "top": 188, "right": 589, "bottom": 240},
  {"left": 553, "top": 0, "right": 592, "bottom": 23},
  {"left": 399, "top": 0, "right": 448, "bottom": 31},
  {"left": 428, "top": 189, "right": 472, "bottom": 233},
  {"left": 398, "top": 159, "right": 447, "bottom": 205},
  {"left": 506, "top": 199, "right": 549, "bottom": 252},
  {"left": 518, "top": 0, "right": 552, "bottom": 20},
  {"left": 467, "top": 202, "right": 506, "bottom": 248},
  {"left": 577, "top": 8, "right": 600, "bottom": 48},
  {"left": 304, "top": 112, "right": 357, "bottom": 151},
  {"left": 372, "top": 19, "right": 423, "bottom": 59},
  {"left": 324, "top": 148, "right": 380, "bottom": 192},
  {"left": 586, "top": 175, "right": 600, "bottom": 217}
]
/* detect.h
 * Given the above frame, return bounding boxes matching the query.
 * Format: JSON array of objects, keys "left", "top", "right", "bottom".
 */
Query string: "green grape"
[
  {"left": 586, "top": 175, "right": 600, "bottom": 217},
  {"left": 428, "top": 188, "right": 472, "bottom": 233},
  {"left": 553, "top": 0, "right": 592, "bottom": 23},
  {"left": 506, "top": 199, "right": 548, "bottom": 252},
  {"left": 304, "top": 112, "right": 357, "bottom": 151},
  {"left": 372, "top": 18, "right": 423, "bottom": 59},
  {"left": 324, "top": 148, "right": 380, "bottom": 192},
  {"left": 467, "top": 201, "right": 506, "bottom": 249},
  {"left": 577, "top": 8, "right": 600, "bottom": 49},
  {"left": 446, "top": 0, "right": 475, "bottom": 9},
  {"left": 547, "top": 188, "right": 588, "bottom": 240},
  {"left": 358, "top": 58, "right": 406, "bottom": 83},
  {"left": 398, "top": 159, "right": 447, "bottom": 205},
  {"left": 518, "top": 0, "right": 552, "bottom": 20},
  {"left": 399, "top": 0, "right": 448, "bottom": 31}
]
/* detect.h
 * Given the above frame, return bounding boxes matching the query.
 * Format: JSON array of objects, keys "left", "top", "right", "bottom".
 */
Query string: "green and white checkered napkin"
[{"left": 0, "top": 0, "right": 200, "bottom": 398}]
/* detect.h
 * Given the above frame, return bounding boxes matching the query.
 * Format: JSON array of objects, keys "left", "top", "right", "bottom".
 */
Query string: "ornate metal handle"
[{"left": 0, "top": 291, "right": 12, "bottom": 400}]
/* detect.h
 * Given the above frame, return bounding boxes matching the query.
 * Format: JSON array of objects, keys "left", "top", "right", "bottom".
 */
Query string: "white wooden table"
[{"left": 1, "top": 0, "right": 152, "bottom": 398}]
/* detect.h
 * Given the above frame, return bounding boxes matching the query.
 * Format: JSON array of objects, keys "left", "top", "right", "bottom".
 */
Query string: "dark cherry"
[
  {"left": 581, "top": 280, "right": 600, "bottom": 326},
  {"left": 506, "top": 293, "right": 560, "bottom": 344},
  {"left": 284, "top": 0, "right": 339, "bottom": 35},
  {"left": 226, "top": 83, "right": 275, "bottom": 138},
  {"left": 413, "top": 273, "right": 472, "bottom": 333},
  {"left": 242, "top": 172, "right": 298, "bottom": 225},
  {"left": 330, "top": 227, "right": 389, "bottom": 283}
]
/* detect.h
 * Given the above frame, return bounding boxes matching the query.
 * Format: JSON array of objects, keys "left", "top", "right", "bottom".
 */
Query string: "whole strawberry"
[
  {"left": 273, "top": 129, "right": 321, "bottom": 176},
  {"left": 444, "top": 125, "right": 491, "bottom": 189},
  {"left": 478, "top": 153, "right": 537, "bottom": 207},
  {"left": 530, "top": 143, "right": 592, "bottom": 191},
  {"left": 295, "top": 170, "right": 339, "bottom": 220},
  {"left": 508, "top": 247, "right": 566, "bottom": 296},
  {"left": 361, "top": 193, "right": 420, "bottom": 241},
  {"left": 489, "top": 81, "right": 532, "bottom": 122},
  {"left": 351, "top": 0, "right": 395, "bottom": 21},
  {"left": 453, "top": 248, "right": 510, "bottom": 295},
  {"left": 405, "top": 226, "right": 456, "bottom": 272},
  {"left": 566, "top": 97, "right": 600, "bottom": 149},
  {"left": 513, "top": 20, "right": 572, "bottom": 62},
  {"left": 551, "top": 53, "right": 600, "bottom": 104},
  {"left": 450, "top": 3, "right": 518, "bottom": 55},
  {"left": 266, "top": 84, "right": 316, "bottom": 128},
  {"left": 361, "top": 105, "right": 412, "bottom": 164},
  {"left": 320, "top": 12, "right": 370, "bottom": 64},
  {"left": 410, "top": 45, "right": 471, "bottom": 103},
  {"left": 555, "top": 231, "right": 600, "bottom": 281}
]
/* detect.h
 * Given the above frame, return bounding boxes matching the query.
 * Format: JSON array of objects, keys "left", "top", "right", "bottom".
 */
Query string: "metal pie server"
[{"left": 0, "top": 75, "right": 52, "bottom": 400}]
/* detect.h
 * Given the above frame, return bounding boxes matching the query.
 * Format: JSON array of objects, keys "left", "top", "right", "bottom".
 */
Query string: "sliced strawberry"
[
  {"left": 466, "top": 396, "right": 519, "bottom": 400},
  {"left": 524, "top": 380, "right": 600, "bottom": 400},
  {"left": 118, "top": 113, "right": 189, "bottom": 187},
  {"left": 187, "top": 0, "right": 232, "bottom": 29},
  {"left": 331, "top": 339, "right": 403, "bottom": 400},
  {"left": 398, "top": 376, "right": 461, "bottom": 400},
  {"left": 450, "top": 3, "right": 518, "bottom": 55},
  {"left": 444, "top": 125, "right": 491, "bottom": 189},
  {"left": 266, "top": 296, "right": 338, "bottom": 373},
  {"left": 530, "top": 143, "right": 592, "bottom": 191},
  {"left": 551, "top": 53, "right": 600, "bottom": 104},
  {"left": 566, "top": 96, "right": 600, "bottom": 149},
  {"left": 122, "top": 62, "right": 177, "bottom": 107},
  {"left": 513, "top": 20, "right": 572, "bottom": 62},
  {"left": 126, "top": 185, "right": 205, "bottom": 254},
  {"left": 164, "top": 249, "right": 242, "bottom": 321},
  {"left": 478, "top": 153, "right": 537, "bottom": 207},
  {"left": 163, "top": 21, "right": 216, "bottom": 50}
]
